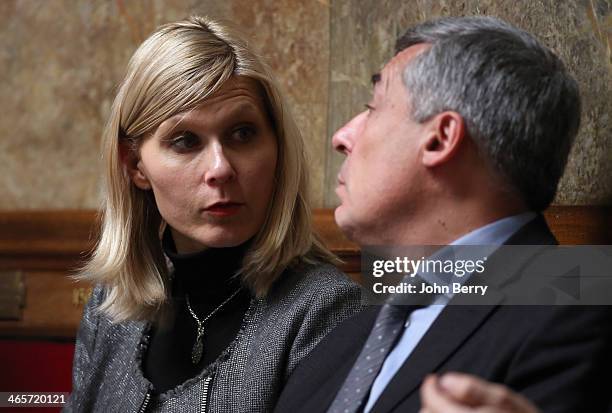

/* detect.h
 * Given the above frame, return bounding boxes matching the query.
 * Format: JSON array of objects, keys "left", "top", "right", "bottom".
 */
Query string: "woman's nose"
[{"left": 204, "top": 142, "right": 236, "bottom": 185}]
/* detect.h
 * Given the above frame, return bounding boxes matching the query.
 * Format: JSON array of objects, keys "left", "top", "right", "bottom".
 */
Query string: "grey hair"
[{"left": 396, "top": 16, "right": 581, "bottom": 211}]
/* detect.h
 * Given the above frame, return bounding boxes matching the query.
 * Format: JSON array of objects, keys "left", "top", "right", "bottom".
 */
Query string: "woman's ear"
[
  {"left": 421, "top": 111, "right": 465, "bottom": 168},
  {"left": 119, "top": 140, "right": 152, "bottom": 190}
]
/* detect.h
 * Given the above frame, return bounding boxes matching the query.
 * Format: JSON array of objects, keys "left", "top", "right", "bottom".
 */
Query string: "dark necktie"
[{"left": 326, "top": 303, "right": 417, "bottom": 413}]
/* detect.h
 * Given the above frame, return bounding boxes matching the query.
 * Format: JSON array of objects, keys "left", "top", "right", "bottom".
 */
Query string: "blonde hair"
[{"left": 78, "top": 16, "right": 336, "bottom": 322}]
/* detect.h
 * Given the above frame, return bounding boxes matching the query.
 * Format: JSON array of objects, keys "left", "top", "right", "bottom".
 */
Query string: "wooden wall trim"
[
  {"left": 0, "top": 206, "right": 610, "bottom": 339},
  {"left": 0, "top": 210, "right": 98, "bottom": 271},
  {"left": 1, "top": 207, "right": 610, "bottom": 271},
  {"left": 542, "top": 206, "right": 612, "bottom": 245}
]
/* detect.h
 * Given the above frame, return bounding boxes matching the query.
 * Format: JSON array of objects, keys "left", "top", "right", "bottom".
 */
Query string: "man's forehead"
[
  {"left": 394, "top": 43, "right": 432, "bottom": 64},
  {"left": 374, "top": 43, "right": 432, "bottom": 89}
]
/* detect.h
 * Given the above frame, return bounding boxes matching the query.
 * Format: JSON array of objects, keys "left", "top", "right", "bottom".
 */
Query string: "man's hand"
[{"left": 420, "top": 372, "right": 539, "bottom": 413}]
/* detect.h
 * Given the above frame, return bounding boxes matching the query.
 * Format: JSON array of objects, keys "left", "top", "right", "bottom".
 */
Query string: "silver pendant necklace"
[{"left": 186, "top": 288, "right": 241, "bottom": 365}]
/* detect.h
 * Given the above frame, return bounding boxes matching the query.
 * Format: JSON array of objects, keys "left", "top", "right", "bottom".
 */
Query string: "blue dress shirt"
[{"left": 363, "top": 212, "right": 536, "bottom": 412}]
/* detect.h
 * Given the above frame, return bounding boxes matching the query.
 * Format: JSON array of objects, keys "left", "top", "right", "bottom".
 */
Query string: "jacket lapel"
[{"left": 370, "top": 300, "right": 502, "bottom": 413}]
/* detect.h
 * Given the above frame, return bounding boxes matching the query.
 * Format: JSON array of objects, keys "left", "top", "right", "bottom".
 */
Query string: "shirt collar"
[
  {"left": 417, "top": 211, "right": 537, "bottom": 302},
  {"left": 450, "top": 211, "right": 536, "bottom": 246}
]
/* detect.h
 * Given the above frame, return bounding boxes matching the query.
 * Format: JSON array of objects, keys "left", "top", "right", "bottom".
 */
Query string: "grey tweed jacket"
[{"left": 63, "top": 263, "right": 362, "bottom": 413}]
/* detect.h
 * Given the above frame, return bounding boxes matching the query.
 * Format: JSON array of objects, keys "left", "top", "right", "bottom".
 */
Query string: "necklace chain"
[{"left": 186, "top": 288, "right": 241, "bottom": 364}]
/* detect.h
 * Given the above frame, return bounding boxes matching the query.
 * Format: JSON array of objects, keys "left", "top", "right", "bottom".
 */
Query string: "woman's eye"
[
  {"left": 231, "top": 126, "right": 256, "bottom": 143},
  {"left": 364, "top": 103, "right": 375, "bottom": 112},
  {"left": 170, "top": 132, "right": 200, "bottom": 151}
]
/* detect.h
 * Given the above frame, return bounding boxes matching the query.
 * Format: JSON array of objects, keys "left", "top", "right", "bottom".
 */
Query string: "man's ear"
[
  {"left": 119, "top": 141, "right": 151, "bottom": 190},
  {"left": 421, "top": 111, "right": 466, "bottom": 167}
]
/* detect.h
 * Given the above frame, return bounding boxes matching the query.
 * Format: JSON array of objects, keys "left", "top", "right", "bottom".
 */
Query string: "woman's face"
[{"left": 131, "top": 76, "right": 278, "bottom": 253}]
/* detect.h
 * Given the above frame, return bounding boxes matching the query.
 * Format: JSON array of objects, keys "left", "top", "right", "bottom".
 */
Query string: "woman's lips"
[{"left": 204, "top": 202, "right": 243, "bottom": 217}]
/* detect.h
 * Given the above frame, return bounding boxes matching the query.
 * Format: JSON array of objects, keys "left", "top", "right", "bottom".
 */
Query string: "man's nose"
[
  {"left": 204, "top": 142, "right": 236, "bottom": 185},
  {"left": 332, "top": 111, "right": 367, "bottom": 154}
]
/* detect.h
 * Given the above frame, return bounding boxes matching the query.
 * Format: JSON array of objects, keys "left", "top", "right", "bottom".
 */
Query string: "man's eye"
[
  {"left": 231, "top": 126, "right": 256, "bottom": 143},
  {"left": 364, "top": 104, "right": 375, "bottom": 112},
  {"left": 170, "top": 132, "right": 200, "bottom": 151}
]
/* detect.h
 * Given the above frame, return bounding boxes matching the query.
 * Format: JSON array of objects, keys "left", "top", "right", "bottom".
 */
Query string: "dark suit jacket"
[{"left": 275, "top": 216, "right": 612, "bottom": 413}]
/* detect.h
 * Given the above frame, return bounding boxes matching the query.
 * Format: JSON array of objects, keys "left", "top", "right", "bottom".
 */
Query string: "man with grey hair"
[{"left": 275, "top": 16, "right": 611, "bottom": 413}]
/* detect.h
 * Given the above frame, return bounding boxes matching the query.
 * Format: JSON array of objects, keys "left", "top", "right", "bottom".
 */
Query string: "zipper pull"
[
  {"left": 138, "top": 390, "right": 151, "bottom": 413},
  {"left": 201, "top": 375, "right": 213, "bottom": 413}
]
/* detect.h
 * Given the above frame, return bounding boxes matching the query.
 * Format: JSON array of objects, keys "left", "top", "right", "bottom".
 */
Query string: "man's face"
[{"left": 332, "top": 44, "right": 431, "bottom": 245}]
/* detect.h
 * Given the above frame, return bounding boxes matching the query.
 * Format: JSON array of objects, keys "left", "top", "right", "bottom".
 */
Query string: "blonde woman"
[{"left": 64, "top": 16, "right": 361, "bottom": 413}]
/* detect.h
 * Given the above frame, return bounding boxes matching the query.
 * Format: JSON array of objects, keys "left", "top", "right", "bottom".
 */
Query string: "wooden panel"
[
  {"left": 0, "top": 206, "right": 610, "bottom": 339},
  {"left": 0, "top": 272, "right": 90, "bottom": 339},
  {"left": 0, "top": 271, "right": 25, "bottom": 320},
  {"left": 0, "top": 210, "right": 99, "bottom": 271},
  {"left": 543, "top": 206, "right": 612, "bottom": 245}
]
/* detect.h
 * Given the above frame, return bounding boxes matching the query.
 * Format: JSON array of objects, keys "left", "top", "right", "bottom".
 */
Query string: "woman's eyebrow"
[
  {"left": 157, "top": 102, "right": 263, "bottom": 137},
  {"left": 156, "top": 110, "right": 194, "bottom": 137}
]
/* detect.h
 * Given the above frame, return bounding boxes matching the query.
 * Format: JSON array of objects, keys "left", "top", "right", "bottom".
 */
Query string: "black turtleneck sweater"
[{"left": 143, "top": 230, "right": 251, "bottom": 394}]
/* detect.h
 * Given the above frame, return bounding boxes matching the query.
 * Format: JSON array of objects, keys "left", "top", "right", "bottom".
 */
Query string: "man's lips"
[
  {"left": 204, "top": 202, "right": 244, "bottom": 216},
  {"left": 335, "top": 175, "right": 347, "bottom": 200}
]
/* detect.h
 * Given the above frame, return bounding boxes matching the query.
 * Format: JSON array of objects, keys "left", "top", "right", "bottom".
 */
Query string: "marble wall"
[
  {"left": 1, "top": 0, "right": 610, "bottom": 209},
  {"left": 0, "top": 0, "right": 330, "bottom": 208}
]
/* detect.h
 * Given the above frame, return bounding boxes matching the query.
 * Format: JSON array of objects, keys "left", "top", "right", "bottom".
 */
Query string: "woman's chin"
[
  {"left": 190, "top": 230, "right": 253, "bottom": 249},
  {"left": 169, "top": 225, "right": 254, "bottom": 253}
]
